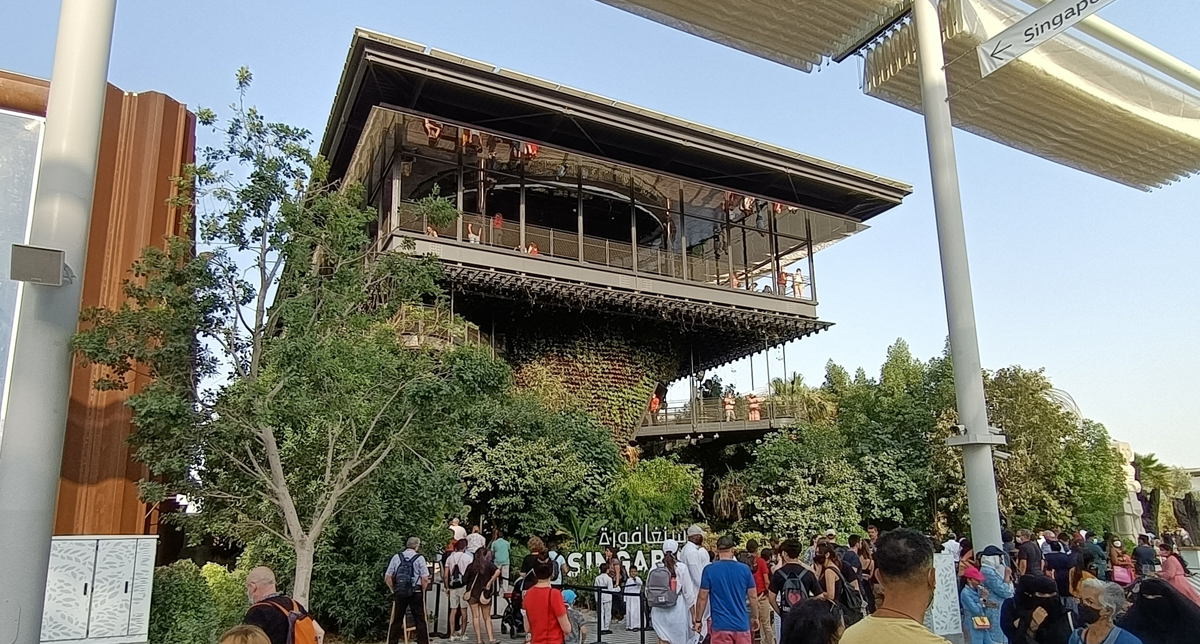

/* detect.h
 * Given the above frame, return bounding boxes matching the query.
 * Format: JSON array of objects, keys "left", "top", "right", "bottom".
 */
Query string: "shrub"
[
  {"left": 200, "top": 563, "right": 248, "bottom": 633},
  {"left": 603, "top": 457, "right": 701, "bottom": 530},
  {"left": 149, "top": 560, "right": 219, "bottom": 644}
]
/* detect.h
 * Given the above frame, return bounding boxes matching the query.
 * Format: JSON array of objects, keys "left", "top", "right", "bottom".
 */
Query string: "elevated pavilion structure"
[{"left": 320, "top": 29, "right": 911, "bottom": 441}]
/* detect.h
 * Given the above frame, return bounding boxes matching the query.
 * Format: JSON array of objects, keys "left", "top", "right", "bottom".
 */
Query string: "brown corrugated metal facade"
[{"left": 0, "top": 70, "right": 195, "bottom": 536}]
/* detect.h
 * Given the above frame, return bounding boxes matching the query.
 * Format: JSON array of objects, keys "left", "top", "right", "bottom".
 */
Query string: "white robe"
[
  {"left": 650, "top": 561, "right": 699, "bottom": 644},
  {"left": 595, "top": 573, "right": 615, "bottom": 631},
  {"left": 624, "top": 577, "right": 643, "bottom": 630},
  {"left": 679, "top": 543, "right": 710, "bottom": 636}
]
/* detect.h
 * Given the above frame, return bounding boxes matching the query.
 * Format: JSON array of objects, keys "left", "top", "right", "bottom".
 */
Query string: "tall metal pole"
[
  {"left": 911, "top": 0, "right": 1004, "bottom": 549},
  {"left": 0, "top": 1, "right": 117, "bottom": 640}
]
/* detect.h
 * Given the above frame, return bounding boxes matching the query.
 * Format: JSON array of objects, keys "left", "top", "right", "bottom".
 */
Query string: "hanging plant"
[{"left": 402, "top": 184, "right": 459, "bottom": 228}]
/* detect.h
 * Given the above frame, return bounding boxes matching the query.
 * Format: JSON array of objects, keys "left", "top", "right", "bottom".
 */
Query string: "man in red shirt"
[{"left": 746, "top": 540, "right": 775, "bottom": 644}]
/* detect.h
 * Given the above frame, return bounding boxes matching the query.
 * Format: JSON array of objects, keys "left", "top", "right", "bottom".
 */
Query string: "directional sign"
[{"left": 977, "top": 0, "right": 1119, "bottom": 77}]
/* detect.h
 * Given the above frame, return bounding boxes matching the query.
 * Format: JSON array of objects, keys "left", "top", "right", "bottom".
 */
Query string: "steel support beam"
[
  {"left": 912, "top": 0, "right": 1004, "bottom": 549},
  {"left": 0, "top": 0, "right": 118, "bottom": 641}
]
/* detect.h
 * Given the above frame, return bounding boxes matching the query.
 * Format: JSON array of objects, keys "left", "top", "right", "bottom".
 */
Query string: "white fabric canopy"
[
  {"left": 597, "top": 0, "right": 1200, "bottom": 189},
  {"left": 864, "top": 0, "right": 1200, "bottom": 189}
]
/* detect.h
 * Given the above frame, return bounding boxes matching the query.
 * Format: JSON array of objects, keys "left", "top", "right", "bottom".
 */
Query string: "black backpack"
[
  {"left": 777, "top": 568, "right": 811, "bottom": 615},
  {"left": 449, "top": 556, "right": 466, "bottom": 589},
  {"left": 392, "top": 553, "right": 421, "bottom": 598}
]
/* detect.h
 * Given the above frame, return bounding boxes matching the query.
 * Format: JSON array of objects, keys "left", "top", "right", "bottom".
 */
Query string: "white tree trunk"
[{"left": 293, "top": 539, "right": 316, "bottom": 607}]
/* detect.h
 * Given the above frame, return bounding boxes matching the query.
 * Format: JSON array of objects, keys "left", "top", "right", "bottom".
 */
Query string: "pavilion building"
[{"left": 320, "top": 29, "right": 912, "bottom": 443}]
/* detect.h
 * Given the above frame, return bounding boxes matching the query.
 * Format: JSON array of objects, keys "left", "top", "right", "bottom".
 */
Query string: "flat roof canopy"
[
  {"left": 597, "top": 0, "right": 1200, "bottom": 190},
  {"left": 320, "top": 28, "right": 911, "bottom": 221}
]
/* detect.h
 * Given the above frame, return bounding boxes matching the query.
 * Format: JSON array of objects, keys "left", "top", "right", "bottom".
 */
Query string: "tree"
[
  {"left": 603, "top": 457, "right": 702, "bottom": 529},
  {"left": 770, "top": 373, "right": 836, "bottom": 424},
  {"left": 744, "top": 427, "right": 861, "bottom": 537},
  {"left": 459, "top": 395, "right": 620, "bottom": 538},
  {"left": 73, "top": 69, "right": 460, "bottom": 605}
]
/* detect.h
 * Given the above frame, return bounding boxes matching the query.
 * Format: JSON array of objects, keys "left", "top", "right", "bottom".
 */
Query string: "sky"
[{"left": 3, "top": 0, "right": 1198, "bottom": 465}]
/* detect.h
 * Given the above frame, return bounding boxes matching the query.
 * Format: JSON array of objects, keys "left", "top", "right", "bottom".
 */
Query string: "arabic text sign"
[{"left": 977, "top": 0, "right": 1119, "bottom": 77}]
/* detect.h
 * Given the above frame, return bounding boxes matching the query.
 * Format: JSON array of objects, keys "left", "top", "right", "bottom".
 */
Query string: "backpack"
[
  {"left": 391, "top": 553, "right": 420, "bottom": 598},
  {"left": 777, "top": 568, "right": 811, "bottom": 615},
  {"left": 259, "top": 598, "right": 319, "bottom": 644},
  {"left": 736, "top": 551, "right": 757, "bottom": 570},
  {"left": 449, "top": 555, "right": 466, "bottom": 589},
  {"left": 830, "top": 567, "right": 865, "bottom": 626},
  {"left": 645, "top": 565, "right": 679, "bottom": 608}
]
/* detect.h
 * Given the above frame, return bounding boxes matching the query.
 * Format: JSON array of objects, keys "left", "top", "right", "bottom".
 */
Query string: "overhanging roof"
[
  {"left": 320, "top": 28, "right": 911, "bottom": 221},
  {"left": 596, "top": 0, "right": 1200, "bottom": 189}
]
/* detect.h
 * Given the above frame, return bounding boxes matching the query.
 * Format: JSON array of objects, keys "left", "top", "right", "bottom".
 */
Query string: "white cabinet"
[{"left": 41, "top": 536, "right": 158, "bottom": 644}]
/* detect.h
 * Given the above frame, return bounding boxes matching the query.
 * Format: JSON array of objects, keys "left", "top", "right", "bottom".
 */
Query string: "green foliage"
[
  {"left": 460, "top": 395, "right": 621, "bottom": 538},
  {"left": 744, "top": 427, "right": 862, "bottom": 538},
  {"left": 200, "top": 563, "right": 248, "bottom": 633},
  {"left": 509, "top": 319, "right": 679, "bottom": 441},
  {"left": 401, "top": 184, "right": 459, "bottom": 228},
  {"left": 149, "top": 561, "right": 219, "bottom": 644},
  {"left": 559, "top": 509, "right": 608, "bottom": 550},
  {"left": 71, "top": 70, "right": 465, "bottom": 606},
  {"left": 603, "top": 457, "right": 702, "bottom": 530},
  {"left": 1058, "top": 421, "right": 1127, "bottom": 533}
]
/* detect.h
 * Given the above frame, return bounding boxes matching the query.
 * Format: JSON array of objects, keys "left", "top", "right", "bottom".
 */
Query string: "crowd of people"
[{"left": 208, "top": 520, "right": 1200, "bottom": 644}]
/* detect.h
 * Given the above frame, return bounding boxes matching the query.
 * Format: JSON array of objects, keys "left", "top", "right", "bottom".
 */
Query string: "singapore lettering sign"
[
  {"left": 977, "top": 0, "right": 1119, "bottom": 77},
  {"left": 565, "top": 525, "right": 686, "bottom": 577}
]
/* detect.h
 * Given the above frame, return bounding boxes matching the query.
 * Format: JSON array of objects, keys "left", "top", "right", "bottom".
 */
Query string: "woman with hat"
[
  {"left": 649, "top": 539, "right": 699, "bottom": 644},
  {"left": 979, "top": 545, "right": 1014, "bottom": 644},
  {"left": 960, "top": 566, "right": 992, "bottom": 644}
]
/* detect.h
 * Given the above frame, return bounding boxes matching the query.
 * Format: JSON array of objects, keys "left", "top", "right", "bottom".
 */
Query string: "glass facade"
[
  {"left": 0, "top": 110, "right": 42, "bottom": 415},
  {"left": 368, "top": 111, "right": 824, "bottom": 303}
]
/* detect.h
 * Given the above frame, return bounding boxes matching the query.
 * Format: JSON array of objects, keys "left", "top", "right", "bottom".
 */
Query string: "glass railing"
[{"left": 392, "top": 206, "right": 815, "bottom": 304}]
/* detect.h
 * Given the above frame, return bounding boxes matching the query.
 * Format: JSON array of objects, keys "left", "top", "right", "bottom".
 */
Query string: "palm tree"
[{"left": 770, "top": 373, "right": 836, "bottom": 424}]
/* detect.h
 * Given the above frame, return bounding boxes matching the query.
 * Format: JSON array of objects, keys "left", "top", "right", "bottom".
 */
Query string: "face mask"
[{"left": 1077, "top": 603, "right": 1102, "bottom": 625}]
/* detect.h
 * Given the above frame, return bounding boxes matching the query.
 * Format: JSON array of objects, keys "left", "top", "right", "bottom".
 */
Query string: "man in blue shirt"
[{"left": 696, "top": 535, "right": 759, "bottom": 644}]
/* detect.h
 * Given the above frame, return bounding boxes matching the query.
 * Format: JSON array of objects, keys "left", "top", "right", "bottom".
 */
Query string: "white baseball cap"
[
  {"left": 686, "top": 525, "right": 704, "bottom": 538},
  {"left": 663, "top": 539, "right": 679, "bottom": 554}
]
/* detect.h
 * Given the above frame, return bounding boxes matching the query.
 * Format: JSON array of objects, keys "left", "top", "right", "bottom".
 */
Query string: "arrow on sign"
[
  {"left": 977, "top": 0, "right": 1119, "bottom": 77},
  {"left": 988, "top": 42, "right": 1013, "bottom": 61}
]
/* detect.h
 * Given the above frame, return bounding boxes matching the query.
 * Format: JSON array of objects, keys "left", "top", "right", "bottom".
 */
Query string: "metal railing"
[
  {"left": 395, "top": 205, "right": 816, "bottom": 304},
  {"left": 646, "top": 397, "right": 786, "bottom": 428}
]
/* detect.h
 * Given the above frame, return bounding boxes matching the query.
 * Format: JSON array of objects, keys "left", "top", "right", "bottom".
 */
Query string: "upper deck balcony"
[{"left": 319, "top": 29, "right": 912, "bottom": 375}]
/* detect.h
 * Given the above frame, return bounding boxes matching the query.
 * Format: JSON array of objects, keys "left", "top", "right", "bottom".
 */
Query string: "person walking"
[
  {"left": 465, "top": 549, "right": 501, "bottom": 644},
  {"left": 491, "top": 528, "right": 512, "bottom": 591},
  {"left": 445, "top": 539, "right": 474, "bottom": 642},
  {"left": 450, "top": 519, "right": 467, "bottom": 543},
  {"left": 625, "top": 566, "right": 644, "bottom": 631},
  {"left": 1000, "top": 575, "right": 1073, "bottom": 644},
  {"left": 523, "top": 558, "right": 573, "bottom": 644},
  {"left": 768, "top": 538, "right": 824, "bottom": 619},
  {"left": 563, "top": 590, "right": 587, "bottom": 644},
  {"left": 840, "top": 528, "right": 951, "bottom": 644},
  {"left": 244, "top": 566, "right": 325, "bottom": 644},
  {"left": 779, "top": 598, "right": 844, "bottom": 644},
  {"left": 978, "top": 546, "right": 1014, "bottom": 644},
  {"left": 595, "top": 561, "right": 616, "bottom": 635},
  {"left": 466, "top": 526, "right": 487, "bottom": 556},
  {"left": 681, "top": 525, "right": 711, "bottom": 636},
  {"left": 1069, "top": 579, "right": 1142, "bottom": 644},
  {"left": 746, "top": 541, "right": 775, "bottom": 644},
  {"left": 648, "top": 538, "right": 699, "bottom": 644},
  {"left": 1016, "top": 530, "right": 1045, "bottom": 577},
  {"left": 960, "top": 567, "right": 991, "bottom": 644},
  {"left": 1044, "top": 541, "right": 1075, "bottom": 605},
  {"left": 695, "top": 536, "right": 759, "bottom": 644},
  {"left": 813, "top": 543, "right": 862, "bottom": 626},
  {"left": 1108, "top": 540, "right": 1134, "bottom": 586},
  {"left": 1155, "top": 543, "right": 1200, "bottom": 606},
  {"left": 1118, "top": 578, "right": 1200, "bottom": 644},
  {"left": 386, "top": 538, "right": 432, "bottom": 644},
  {"left": 1131, "top": 536, "right": 1157, "bottom": 580}
]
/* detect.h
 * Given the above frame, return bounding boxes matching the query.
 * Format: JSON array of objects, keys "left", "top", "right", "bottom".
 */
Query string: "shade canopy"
[{"left": 597, "top": 0, "right": 1200, "bottom": 189}]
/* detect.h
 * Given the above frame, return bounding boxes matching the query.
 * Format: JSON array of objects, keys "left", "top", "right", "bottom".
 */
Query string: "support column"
[
  {"left": 0, "top": 0, "right": 118, "bottom": 641},
  {"left": 912, "top": 0, "right": 1004, "bottom": 549}
]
